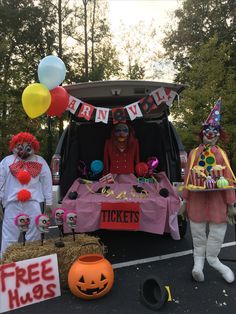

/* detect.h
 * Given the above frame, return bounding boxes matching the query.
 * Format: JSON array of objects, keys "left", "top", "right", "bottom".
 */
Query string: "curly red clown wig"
[{"left": 9, "top": 132, "right": 40, "bottom": 152}]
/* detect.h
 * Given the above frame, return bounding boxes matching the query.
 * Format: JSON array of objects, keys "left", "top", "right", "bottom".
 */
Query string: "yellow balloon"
[{"left": 22, "top": 83, "right": 51, "bottom": 118}]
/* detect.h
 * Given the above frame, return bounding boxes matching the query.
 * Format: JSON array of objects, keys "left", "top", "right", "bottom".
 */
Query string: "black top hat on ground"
[{"left": 139, "top": 275, "right": 168, "bottom": 311}]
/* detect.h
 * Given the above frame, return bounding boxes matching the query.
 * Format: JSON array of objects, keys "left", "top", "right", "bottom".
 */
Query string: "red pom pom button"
[
  {"left": 17, "top": 170, "right": 31, "bottom": 185},
  {"left": 17, "top": 189, "right": 31, "bottom": 202}
]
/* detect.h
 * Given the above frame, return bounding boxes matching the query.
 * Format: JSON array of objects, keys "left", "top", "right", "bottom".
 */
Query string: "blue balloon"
[
  {"left": 90, "top": 160, "right": 104, "bottom": 174},
  {"left": 38, "top": 55, "right": 66, "bottom": 90}
]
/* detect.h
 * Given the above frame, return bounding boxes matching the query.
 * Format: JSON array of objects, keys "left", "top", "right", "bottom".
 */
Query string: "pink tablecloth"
[{"left": 62, "top": 172, "right": 181, "bottom": 240}]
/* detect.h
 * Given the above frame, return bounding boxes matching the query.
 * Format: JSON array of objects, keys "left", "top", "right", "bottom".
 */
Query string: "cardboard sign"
[
  {"left": 100, "top": 202, "right": 140, "bottom": 230},
  {"left": 0, "top": 254, "right": 61, "bottom": 313}
]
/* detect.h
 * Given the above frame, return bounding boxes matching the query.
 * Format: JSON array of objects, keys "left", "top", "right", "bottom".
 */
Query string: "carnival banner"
[{"left": 66, "top": 87, "right": 178, "bottom": 124}]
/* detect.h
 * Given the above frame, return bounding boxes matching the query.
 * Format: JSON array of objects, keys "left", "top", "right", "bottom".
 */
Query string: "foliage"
[
  {"left": 163, "top": 0, "right": 236, "bottom": 159},
  {"left": 0, "top": 0, "right": 122, "bottom": 161}
]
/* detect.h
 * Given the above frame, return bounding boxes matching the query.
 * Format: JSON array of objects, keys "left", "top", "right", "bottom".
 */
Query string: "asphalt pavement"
[{"left": 1, "top": 223, "right": 236, "bottom": 314}]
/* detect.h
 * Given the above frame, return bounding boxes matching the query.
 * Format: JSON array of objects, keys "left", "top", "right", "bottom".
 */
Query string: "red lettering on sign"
[
  {"left": 41, "top": 259, "right": 55, "bottom": 281},
  {"left": 8, "top": 288, "right": 20, "bottom": 309},
  {"left": 32, "top": 284, "right": 43, "bottom": 299},
  {"left": 44, "top": 283, "right": 56, "bottom": 299},
  {"left": 28, "top": 263, "right": 40, "bottom": 284},
  {"left": 0, "top": 263, "right": 16, "bottom": 292},
  {"left": 20, "top": 292, "right": 33, "bottom": 305},
  {"left": 16, "top": 266, "right": 28, "bottom": 288}
]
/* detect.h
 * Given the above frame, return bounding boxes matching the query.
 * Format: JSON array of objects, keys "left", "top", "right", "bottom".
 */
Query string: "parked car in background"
[{"left": 51, "top": 80, "right": 187, "bottom": 237}]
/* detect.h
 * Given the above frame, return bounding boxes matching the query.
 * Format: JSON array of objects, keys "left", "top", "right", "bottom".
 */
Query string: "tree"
[
  {"left": 0, "top": 0, "right": 58, "bottom": 159},
  {"left": 162, "top": 0, "right": 236, "bottom": 165},
  {"left": 163, "top": 0, "right": 236, "bottom": 82},
  {"left": 64, "top": 0, "right": 122, "bottom": 83}
]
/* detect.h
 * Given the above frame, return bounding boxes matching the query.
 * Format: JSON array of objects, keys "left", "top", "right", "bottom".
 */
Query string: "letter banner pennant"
[
  {"left": 65, "top": 86, "right": 178, "bottom": 123},
  {"left": 151, "top": 87, "right": 177, "bottom": 107},
  {"left": 139, "top": 95, "right": 157, "bottom": 114},
  {"left": 67, "top": 95, "right": 82, "bottom": 114},
  {"left": 112, "top": 107, "right": 126, "bottom": 124},
  {"left": 77, "top": 102, "right": 95, "bottom": 121},
  {"left": 95, "top": 107, "right": 110, "bottom": 124},
  {"left": 125, "top": 102, "right": 143, "bottom": 120}
]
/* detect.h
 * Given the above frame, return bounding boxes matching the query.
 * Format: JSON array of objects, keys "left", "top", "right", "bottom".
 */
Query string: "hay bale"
[{"left": 1, "top": 234, "right": 105, "bottom": 289}]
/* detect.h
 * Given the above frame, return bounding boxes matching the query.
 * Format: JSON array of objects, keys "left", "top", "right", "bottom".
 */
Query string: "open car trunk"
[{"left": 59, "top": 117, "right": 181, "bottom": 199}]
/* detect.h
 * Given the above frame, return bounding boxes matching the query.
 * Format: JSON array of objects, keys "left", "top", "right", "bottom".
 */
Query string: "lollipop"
[
  {"left": 14, "top": 213, "right": 30, "bottom": 246},
  {"left": 147, "top": 156, "right": 159, "bottom": 176},
  {"left": 35, "top": 214, "right": 50, "bottom": 245},
  {"left": 64, "top": 210, "right": 77, "bottom": 241},
  {"left": 91, "top": 160, "right": 103, "bottom": 175}
]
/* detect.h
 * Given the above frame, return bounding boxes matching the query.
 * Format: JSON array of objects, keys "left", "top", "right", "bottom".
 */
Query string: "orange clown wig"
[{"left": 9, "top": 132, "right": 40, "bottom": 152}]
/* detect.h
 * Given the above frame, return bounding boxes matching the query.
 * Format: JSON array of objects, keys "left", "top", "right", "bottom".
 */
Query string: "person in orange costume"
[
  {"left": 180, "top": 99, "right": 236, "bottom": 283},
  {"left": 103, "top": 123, "right": 140, "bottom": 175}
]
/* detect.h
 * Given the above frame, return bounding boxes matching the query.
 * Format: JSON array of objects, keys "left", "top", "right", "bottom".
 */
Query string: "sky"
[
  {"left": 108, "top": 0, "right": 179, "bottom": 35},
  {"left": 107, "top": 0, "right": 181, "bottom": 81}
]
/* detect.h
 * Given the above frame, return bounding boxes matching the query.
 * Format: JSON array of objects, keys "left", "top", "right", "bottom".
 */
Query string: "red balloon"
[
  {"left": 47, "top": 86, "right": 69, "bottom": 117},
  {"left": 135, "top": 162, "right": 149, "bottom": 177}
]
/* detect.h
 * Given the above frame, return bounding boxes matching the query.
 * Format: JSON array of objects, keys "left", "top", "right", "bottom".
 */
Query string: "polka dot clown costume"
[
  {"left": 181, "top": 99, "right": 236, "bottom": 283},
  {"left": 0, "top": 132, "right": 52, "bottom": 256}
]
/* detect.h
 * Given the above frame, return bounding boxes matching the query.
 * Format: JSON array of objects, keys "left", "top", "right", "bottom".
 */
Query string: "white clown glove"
[
  {"left": 179, "top": 199, "right": 187, "bottom": 218},
  {"left": 227, "top": 204, "right": 236, "bottom": 225}
]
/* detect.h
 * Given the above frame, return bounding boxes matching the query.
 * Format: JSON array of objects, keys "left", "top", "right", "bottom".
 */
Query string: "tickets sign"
[
  {"left": 100, "top": 202, "right": 140, "bottom": 230},
  {"left": 0, "top": 254, "right": 61, "bottom": 313}
]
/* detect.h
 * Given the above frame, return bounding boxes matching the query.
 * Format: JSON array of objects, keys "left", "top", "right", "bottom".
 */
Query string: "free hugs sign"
[{"left": 0, "top": 254, "right": 61, "bottom": 312}]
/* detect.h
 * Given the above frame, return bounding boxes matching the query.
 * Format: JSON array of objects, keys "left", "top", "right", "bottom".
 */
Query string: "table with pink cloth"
[{"left": 62, "top": 172, "right": 181, "bottom": 240}]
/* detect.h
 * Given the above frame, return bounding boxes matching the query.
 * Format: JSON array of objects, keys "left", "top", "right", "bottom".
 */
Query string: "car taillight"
[
  {"left": 179, "top": 151, "right": 188, "bottom": 181},
  {"left": 51, "top": 154, "right": 61, "bottom": 185}
]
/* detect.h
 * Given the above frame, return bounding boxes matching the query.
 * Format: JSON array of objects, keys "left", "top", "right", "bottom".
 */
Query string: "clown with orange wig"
[{"left": 0, "top": 132, "right": 52, "bottom": 256}]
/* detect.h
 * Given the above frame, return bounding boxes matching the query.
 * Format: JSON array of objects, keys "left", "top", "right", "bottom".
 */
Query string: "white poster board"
[{"left": 0, "top": 254, "right": 61, "bottom": 313}]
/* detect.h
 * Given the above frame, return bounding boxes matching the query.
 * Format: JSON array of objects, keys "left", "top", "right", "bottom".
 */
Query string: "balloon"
[
  {"left": 47, "top": 86, "right": 69, "bottom": 117},
  {"left": 91, "top": 160, "right": 104, "bottom": 174},
  {"left": 147, "top": 157, "right": 159, "bottom": 174},
  {"left": 22, "top": 83, "right": 51, "bottom": 118},
  {"left": 38, "top": 55, "right": 66, "bottom": 90}
]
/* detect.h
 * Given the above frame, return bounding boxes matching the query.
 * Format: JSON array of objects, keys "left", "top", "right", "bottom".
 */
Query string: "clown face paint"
[
  {"left": 114, "top": 123, "right": 129, "bottom": 142},
  {"left": 13, "top": 142, "right": 35, "bottom": 159},
  {"left": 65, "top": 211, "right": 77, "bottom": 229},
  {"left": 35, "top": 214, "right": 50, "bottom": 233},
  {"left": 202, "top": 125, "right": 220, "bottom": 145},
  {"left": 15, "top": 214, "right": 30, "bottom": 232},
  {"left": 53, "top": 208, "right": 65, "bottom": 226}
]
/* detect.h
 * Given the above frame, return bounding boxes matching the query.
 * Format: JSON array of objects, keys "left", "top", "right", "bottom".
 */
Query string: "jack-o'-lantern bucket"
[{"left": 68, "top": 254, "right": 114, "bottom": 300}]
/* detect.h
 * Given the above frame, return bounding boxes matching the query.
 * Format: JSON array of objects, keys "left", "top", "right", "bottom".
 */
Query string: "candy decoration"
[
  {"left": 205, "top": 176, "right": 216, "bottom": 189},
  {"left": 64, "top": 210, "right": 77, "bottom": 241},
  {"left": 216, "top": 176, "right": 229, "bottom": 188},
  {"left": 14, "top": 213, "right": 30, "bottom": 246},
  {"left": 91, "top": 160, "right": 104, "bottom": 175},
  {"left": 135, "top": 162, "right": 149, "bottom": 177},
  {"left": 35, "top": 214, "right": 50, "bottom": 245},
  {"left": 147, "top": 157, "right": 159, "bottom": 176}
]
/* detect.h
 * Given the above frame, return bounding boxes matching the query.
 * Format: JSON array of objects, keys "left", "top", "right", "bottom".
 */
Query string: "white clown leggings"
[
  {"left": 190, "top": 220, "right": 227, "bottom": 265},
  {"left": 1, "top": 200, "right": 42, "bottom": 257}
]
